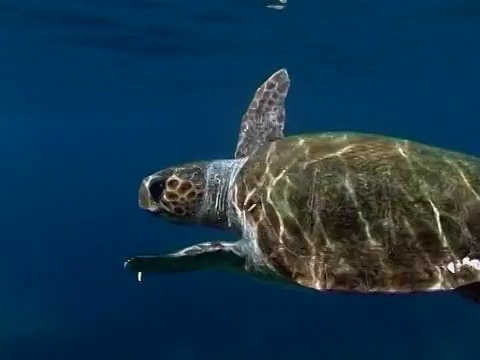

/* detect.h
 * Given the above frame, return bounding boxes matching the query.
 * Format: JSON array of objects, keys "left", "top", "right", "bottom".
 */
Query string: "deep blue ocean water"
[{"left": 1, "top": 0, "right": 480, "bottom": 359}]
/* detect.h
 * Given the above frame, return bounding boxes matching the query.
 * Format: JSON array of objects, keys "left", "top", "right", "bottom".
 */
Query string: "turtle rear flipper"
[
  {"left": 455, "top": 283, "right": 480, "bottom": 304},
  {"left": 124, "top": 241, "right": 245, "bottom": 276}
]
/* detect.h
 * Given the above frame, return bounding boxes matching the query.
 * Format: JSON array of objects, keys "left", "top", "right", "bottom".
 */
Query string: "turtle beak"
[
  {"left": 138, "top": 173, "right": 168, "bottom": 214},
  {"left": 138, "top": 179, "right": 155, "bottom": 211}
]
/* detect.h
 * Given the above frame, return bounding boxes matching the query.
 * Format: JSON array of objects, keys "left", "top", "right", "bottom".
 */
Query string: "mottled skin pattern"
[
  {"left": 234, "top": 69, "right": 289, "bottom": 159},
  {"left": 139, "top": 163, "right": 209, "bottom": 223},
  {"left": 235, "top": 132, "right": 480, "bottom": 293}
]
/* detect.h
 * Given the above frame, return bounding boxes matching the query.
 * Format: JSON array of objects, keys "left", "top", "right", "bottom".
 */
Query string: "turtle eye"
[{"left": 149, "top": 179, "right": 165, "bottom": 202}]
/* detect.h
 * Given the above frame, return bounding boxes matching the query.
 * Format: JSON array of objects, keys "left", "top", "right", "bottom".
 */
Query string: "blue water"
[{"left": 1, "top": 0, "right": 480, "bottom": 359}]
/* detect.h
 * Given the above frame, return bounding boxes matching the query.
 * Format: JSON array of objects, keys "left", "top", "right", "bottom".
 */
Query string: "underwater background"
[{"left": 1, "top": 0, "right": 480, "bottom": 359}]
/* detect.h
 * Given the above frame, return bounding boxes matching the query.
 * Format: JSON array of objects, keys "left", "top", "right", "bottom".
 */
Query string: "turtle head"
[{"left": 138, "top": 162, "right": 208, "bottom": 224}]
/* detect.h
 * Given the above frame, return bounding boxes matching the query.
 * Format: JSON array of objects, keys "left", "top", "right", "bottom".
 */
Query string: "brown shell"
[{"left": 234, "top": 132, "right": 480, "bottom": 293}]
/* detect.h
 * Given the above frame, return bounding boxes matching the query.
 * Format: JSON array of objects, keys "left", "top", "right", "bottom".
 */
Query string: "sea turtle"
[{"left": 125, "top": 68, "right": 480, "bottom": 304}]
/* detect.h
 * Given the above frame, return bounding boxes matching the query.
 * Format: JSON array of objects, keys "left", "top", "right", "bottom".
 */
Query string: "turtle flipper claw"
[{"left": 124, "top": 256, "right": 163, "bottom": 272}]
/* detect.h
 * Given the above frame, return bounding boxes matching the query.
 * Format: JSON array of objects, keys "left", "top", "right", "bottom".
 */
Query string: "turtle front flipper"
[
  {"left": 234, "top": 68, "right": 290, "bottom": 159},
  {"left": 124, "top": 241, "right": 245, "bottom": 279}
]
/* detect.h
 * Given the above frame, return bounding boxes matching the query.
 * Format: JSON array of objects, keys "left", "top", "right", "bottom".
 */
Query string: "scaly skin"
[{"left": 234, "top": 132, "right": 480, "bottom": 293}]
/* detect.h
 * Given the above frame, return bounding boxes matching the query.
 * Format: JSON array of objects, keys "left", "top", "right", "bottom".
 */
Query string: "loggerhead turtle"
[{"left": 125, "top": 68, "right": 480, "bottom": 304}]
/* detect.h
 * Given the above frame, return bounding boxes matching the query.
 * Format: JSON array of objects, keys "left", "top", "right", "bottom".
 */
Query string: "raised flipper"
[
  {"left": 124, "top": 241, "right": 245, "bottom": 280},
  {"left": 234, "top": 68, "right": 290, "bottom": 159},
  {"left": 455, "top": 283, "right": 480, "bottom": 304}
]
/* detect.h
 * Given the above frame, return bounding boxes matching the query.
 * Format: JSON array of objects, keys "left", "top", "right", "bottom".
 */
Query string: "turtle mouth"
[{"left": 138, "top": 180, "right": 163, "bottom": 212}]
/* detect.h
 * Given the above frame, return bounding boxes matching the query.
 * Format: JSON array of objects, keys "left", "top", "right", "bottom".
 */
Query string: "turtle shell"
[{"left": 234, "top": 132, "right": 480, "bottom": 293}]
